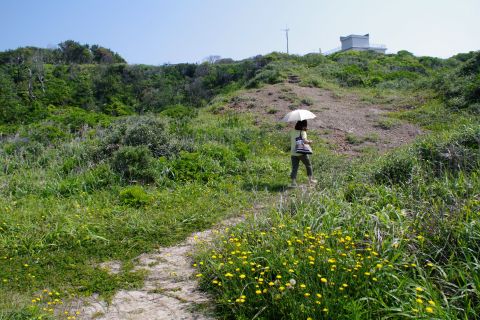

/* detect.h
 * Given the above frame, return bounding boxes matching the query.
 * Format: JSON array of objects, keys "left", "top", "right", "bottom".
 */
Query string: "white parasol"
[{"left": 281, "top": 109, "right": 316, "bottom": 122}]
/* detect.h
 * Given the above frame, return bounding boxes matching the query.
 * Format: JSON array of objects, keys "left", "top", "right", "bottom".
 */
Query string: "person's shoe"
[
  {"left": 290, "top": 180, "right": 298, "bottom": 188},
  {"left": 308, "top": 179, "right": 318, "bottom": 185}
]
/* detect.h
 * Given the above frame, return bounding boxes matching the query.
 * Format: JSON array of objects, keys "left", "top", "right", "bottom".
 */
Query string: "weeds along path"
[{"left": 63, "top": 213, "right": 254, "bottom": 319}]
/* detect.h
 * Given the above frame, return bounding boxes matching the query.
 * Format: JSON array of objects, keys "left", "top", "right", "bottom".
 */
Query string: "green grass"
[
  {"left": 195, "top": 126, "right": 480, "bottom": 319},
  {"left": 374, "top": 117, "right": 402, "bottom": 130},
  {"left": 0, "top": 108, "right": 296, "bottom": 318},
  {"left": 1, "top": 49, "right": 480, "bottom": 319}
]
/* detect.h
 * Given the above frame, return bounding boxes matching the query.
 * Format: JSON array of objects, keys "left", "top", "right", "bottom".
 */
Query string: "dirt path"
[
  {"left": 64, "top": 216, "right": 246, "bottom": 320},
  {"left": 227, "top": 83, "right": 423, "bottom": 155},
  {"left": 59, "top": 83, "right": 423, "bottom": 319}
]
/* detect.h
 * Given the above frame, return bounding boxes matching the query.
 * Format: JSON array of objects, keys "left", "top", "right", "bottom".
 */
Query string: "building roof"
[{"left": 340, "top": 34, "right": 369, "bottom": 41}]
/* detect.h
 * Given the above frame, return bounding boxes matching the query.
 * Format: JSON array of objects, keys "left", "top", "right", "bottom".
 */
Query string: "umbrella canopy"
[{"left": 281, "top": 109, "right": 316, "bottom": 122}]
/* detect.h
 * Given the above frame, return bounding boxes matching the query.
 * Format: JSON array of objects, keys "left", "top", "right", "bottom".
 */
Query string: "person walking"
[{"left": 290, "top": 120, "right": 317, "bottom": 187}]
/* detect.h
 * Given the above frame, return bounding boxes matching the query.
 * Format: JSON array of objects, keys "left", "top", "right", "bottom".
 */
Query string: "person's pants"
[{"left": 290, "top": 155, "right": 313, "bottom": 180}]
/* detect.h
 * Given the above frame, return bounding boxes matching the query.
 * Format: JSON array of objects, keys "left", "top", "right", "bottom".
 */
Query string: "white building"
[{"left": 324, "top": 34, "right": 386, "bottom": 55}]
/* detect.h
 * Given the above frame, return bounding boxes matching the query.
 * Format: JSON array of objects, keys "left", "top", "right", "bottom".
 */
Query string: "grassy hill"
[{"left": 0, "top": 46, "right": 479, "bottom": 319}]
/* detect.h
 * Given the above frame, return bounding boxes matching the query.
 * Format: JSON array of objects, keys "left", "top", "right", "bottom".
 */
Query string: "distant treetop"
[{"left": 0, "top": 40, "right": 126, "bottom": 65}]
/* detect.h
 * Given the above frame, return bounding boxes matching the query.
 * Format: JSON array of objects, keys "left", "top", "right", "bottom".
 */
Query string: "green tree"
[{"left": 58, "top": 40, "right": 93, "bottom": 64}]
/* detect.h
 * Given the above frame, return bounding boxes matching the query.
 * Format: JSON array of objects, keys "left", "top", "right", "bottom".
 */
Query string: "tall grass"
[
  {"left": 195, "top": 124, "right": 480, "bottom": 319},
  {"left": 0, "top": 110, "right": 295, "bottom": 318}
]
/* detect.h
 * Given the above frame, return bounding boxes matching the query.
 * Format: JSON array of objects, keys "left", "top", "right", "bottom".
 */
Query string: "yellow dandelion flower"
[
  {"left": 321, "top": 278, "right": 328, "bottom": 283},
  {"left": 428, "top": 300, "right": 435, "bottom": 306},
  {"left": 322, "top": 308, "right": 328, "bottom": 312},
  {"left": 256, "top": 290, "right": 262, "bottom": 294},
  {"left": 300, "top": 284, "right": 306, "bottom": 289},
  {"left": 415, "top": 287, "right": 423, "bottom": 292},
  {"left": 269, "top": 282, "right": 275, "bottom": 286},
  {"left": 426, "top": 307, "right": 434, "bottom": 313},
  {"left": 304, "top": 293, "right": 310, "bottom": 297},
  {"left": 239, "top": 274, "right": 246, "bottom": 279},
  {"left": 195, "top": 273, "right": 203, "bottom": 277},
  {"left": 416, "top": 298, "right": 423, "bottom": 304},
  {"left": 364, "top": 272, "right": 371, "bottom": 276},
  {"left": 279, "top": 286, "right": 285, "bottom": 291}
]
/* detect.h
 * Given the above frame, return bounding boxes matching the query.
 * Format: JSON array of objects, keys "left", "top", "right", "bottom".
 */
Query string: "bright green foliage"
[
  {"left": 196, "top": 123, "right": 480, "bottom": 319},
  {"left": 1, "top": 43, "right": 480, "bottom": 319},
  {"left": 111, "top": 146, "right": 155, "bottom": 182},
  {"left": 441, "top": 51, "right": 480, "bottom": 111},
  {"left": 119, "top": 185, "right": 151, "bottom": 207}
]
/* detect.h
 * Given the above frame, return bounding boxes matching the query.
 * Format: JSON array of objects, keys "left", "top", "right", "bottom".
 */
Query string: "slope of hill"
[{"left": 0, "top": 46, "right": 479, "bottom": 319}]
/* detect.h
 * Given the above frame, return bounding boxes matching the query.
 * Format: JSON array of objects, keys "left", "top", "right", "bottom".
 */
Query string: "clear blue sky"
[{"left": 1, "top": 0, "right": 479, "bottom": 64}]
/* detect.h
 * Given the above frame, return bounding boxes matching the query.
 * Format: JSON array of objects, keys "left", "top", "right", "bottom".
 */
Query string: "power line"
[{"left": 282, "top": 26, "right": 290, "bottom": 54}]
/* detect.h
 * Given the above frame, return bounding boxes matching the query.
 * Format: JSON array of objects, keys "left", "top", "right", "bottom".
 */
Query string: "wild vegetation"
[{"left": 0, "top": 42, "right": 479, "bottom": 319}]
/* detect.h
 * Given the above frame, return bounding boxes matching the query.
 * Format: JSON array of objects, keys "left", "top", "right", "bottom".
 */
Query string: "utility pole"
[{"left": 282, "top": 26, "right": 290, "bottom": 54}]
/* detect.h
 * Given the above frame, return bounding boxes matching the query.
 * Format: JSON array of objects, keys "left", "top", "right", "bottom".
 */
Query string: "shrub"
[
  {"left": 442, "top": 51, "right": 480, "bottom": 110},
  {"left": 47, "top": 106, "right": 111, "bottom": 133},
  {"left": 300, "top": 98, "right": 314, "bottom": 106},
  {"left": 169, "top": 151, "right": 215, "bottom": 182},
  {"left": 246, "top": 68, "right": 282, "bottom": 88},
  {"left": 201, "top": 143, "right": 240, "bottom": 174},
  {"left": 100, "top": 115, "right": 175, "bottom": 158},
  {"left": 233, "top": 141, "right": 250, "bottom": 161},
  {"left": 119, "top": 185, "right": 151, "bottom": 207},
  {"left": 343, "top": 182, "right": 371, "bottom": 202},
  {"left": 83, "top": 163, "right": 118, "bottom": 190},
  {"left": 345, "top": 133, "right": 364, "bottom": 145},
  {"left": 374, "top": 117, "right": 401, "bottom": 130},
  {"left": 111, "top": 146, "right": 155, "bottom": 182},
  {"left": 168, "top": 143, "right": 240, "bottom": 182},
  {"left": 56, "top": 163, "right": 118, "bottom": 195},
  {"left": 21, "top": 122, "right": 70, "bottom": 145},
  {"left": 336, "top": 65, "right": 365, "bottom": 87},
  {"left": 417, "top": 125, "right": 480, "bottom": 175},
  {"left": 160, "top": 104, "right": 197, "bottom": 120},
  {"left": 373, "top": 149, "right": 416, "bottom": 184}
]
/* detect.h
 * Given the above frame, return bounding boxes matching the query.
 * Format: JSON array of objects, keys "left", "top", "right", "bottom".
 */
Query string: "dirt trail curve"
[{"left": 65, "top": 214, "right": 247, "bottom": 320}]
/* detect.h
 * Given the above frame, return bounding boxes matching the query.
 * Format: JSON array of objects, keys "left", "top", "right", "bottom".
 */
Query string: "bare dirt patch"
[{"left": 227, "top": 83, "right": 423, "bottom": 155}]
